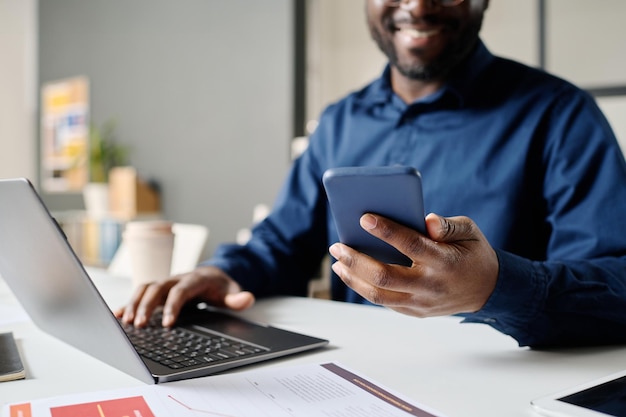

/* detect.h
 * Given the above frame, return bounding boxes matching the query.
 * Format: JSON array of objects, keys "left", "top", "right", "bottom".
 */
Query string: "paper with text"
[{"left": 3, "top": 362, "right": 446, "bottom": 417}]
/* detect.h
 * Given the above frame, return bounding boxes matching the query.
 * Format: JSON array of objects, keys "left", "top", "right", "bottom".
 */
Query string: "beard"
[{"left": 370, "top": 14, "right": 484, "bottom": 81}]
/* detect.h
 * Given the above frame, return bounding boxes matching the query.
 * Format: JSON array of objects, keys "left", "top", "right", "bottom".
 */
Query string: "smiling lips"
[
  {"left": 394, "top": 27, "right": 441, "bottom": 49},
  {"left": 398, "top": 27, "right": 440, "bottom": 39}
]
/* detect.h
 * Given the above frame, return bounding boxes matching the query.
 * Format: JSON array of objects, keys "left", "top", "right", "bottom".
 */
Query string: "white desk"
[{"left": 2, "top": 269, "right": 626, "bottom": 416}]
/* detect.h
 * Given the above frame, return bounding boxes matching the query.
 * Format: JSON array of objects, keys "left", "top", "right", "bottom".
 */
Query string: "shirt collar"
[{"left": 361, "top": 39, "right": 495, "bottom": 109}]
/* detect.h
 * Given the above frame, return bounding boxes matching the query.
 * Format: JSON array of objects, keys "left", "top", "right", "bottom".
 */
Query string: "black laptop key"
[{"left": 121, "top": 319, "right": 268, "bottom": 370}]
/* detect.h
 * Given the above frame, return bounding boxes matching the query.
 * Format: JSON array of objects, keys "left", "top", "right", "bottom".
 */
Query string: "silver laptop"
[{"left": 0, "top": 178, "right": 328, "bottom": 384}]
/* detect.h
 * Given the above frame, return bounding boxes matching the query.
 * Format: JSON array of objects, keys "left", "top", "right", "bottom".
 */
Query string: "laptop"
[{"left": 0, "top": 178, "right": 328, "bottom": 384}]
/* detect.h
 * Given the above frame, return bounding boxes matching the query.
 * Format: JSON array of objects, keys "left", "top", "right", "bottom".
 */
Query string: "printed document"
[{"left": 4, "top": 362, "right": 446, "bottom": 417}]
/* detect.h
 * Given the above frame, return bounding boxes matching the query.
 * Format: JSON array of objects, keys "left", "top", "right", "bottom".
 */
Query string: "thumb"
[
  {"left": 425, "top": 213, "right": 474, "bottom": 243},
  {"left": 224, "top": 291, "right": 255, "bottom": 311}
]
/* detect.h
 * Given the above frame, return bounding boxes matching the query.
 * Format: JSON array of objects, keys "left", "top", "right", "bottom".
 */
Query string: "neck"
[{"left": 391, "top": 68, "right": 444, "bottom": 104}]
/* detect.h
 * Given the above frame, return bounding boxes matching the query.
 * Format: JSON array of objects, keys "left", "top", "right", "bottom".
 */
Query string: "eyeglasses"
[{"left": 386, "top": 0, "right": 465, "bottom": 8}]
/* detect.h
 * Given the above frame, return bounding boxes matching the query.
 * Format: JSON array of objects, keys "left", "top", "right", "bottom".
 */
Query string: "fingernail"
[
  {"left": 134, "top": 313, "right": 146, "bottom": 327},
  {"left": 360, "top": 214, "right": 377, "bottom": 230},
  {"left": 329, "top": 243, "right": 342, "bottom": 258},
  {"left": 331, "top": 261, "right": 344, "bottom": 276},
  {"left": 163, "top": 312, "right": 174, "bottom": 327},
  {"left": 123, "top": 311, "right": 133, "bottom": 323}
]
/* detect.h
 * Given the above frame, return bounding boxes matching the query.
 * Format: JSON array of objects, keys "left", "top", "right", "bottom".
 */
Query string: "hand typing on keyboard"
[{"left": 115, "top": 266, "right": 255, "bottom": 328}]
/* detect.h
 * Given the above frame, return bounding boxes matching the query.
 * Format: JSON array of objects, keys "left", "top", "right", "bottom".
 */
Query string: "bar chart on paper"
[
  {"left": 7, "top": 396, "right": 155, "bottom": 417},
  {"left": 7, "top": 394, "right": 233, "bottom": 417},
  {"left": 50, "top": 396, "right": 154, "bottom": 417}
]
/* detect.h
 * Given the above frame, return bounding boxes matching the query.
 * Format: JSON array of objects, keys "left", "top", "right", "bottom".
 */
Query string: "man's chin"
[{"left": 395, "top": 61, "right": 441, "bottom": 81}]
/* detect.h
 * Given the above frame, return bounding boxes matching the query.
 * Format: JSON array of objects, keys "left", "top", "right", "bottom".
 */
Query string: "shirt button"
[{"left": 484, "top": 318, "right": 497, "bottom": 324}]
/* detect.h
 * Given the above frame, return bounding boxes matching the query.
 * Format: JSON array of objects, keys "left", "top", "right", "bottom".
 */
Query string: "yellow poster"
[{"left": 41, "top": 76, "right": 89, "bottom": 192}]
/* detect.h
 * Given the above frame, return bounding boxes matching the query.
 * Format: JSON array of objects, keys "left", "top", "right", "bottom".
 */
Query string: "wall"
[
  {"left": 38, "top": 0, "right": 294, "bottom": 257},
  {"left": 545, "top": 0, "right": 626, "bottom": 153},
  {"left": 0, "top": 0, "right": 37, "bottom": 181},
  {"left": 546, "top": 0, "right": 626, "bottom": 87},
  {"left": 306, "top": 0, "right": 384, "bottom": 121}
]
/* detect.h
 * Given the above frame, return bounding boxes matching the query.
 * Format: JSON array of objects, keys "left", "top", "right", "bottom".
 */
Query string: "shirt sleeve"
[{"left": 462, "top": 87, "right": 626, "bottom": 347}]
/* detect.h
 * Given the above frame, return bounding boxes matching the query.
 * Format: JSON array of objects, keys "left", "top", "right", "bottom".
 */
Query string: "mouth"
[{"left": 397, "top": 27, "right": 441, "bottom": 39}]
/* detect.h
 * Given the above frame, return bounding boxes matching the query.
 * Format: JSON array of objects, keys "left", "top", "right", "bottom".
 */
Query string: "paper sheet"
[{"left": 3, "top": 362, "right": 447, "bottom": 417}]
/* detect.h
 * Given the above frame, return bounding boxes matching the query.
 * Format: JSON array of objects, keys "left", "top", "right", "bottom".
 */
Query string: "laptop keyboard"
[{"left": 121, "top": 318, "right": 268, "bottom": 370}]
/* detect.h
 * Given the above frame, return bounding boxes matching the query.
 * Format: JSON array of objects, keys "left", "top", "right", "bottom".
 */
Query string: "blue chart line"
[{"left": 167, "top": 395, "right": 238, "bottom": 417}]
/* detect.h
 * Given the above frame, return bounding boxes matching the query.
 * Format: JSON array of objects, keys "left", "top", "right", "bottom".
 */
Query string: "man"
[{"left": 117, "top": 0, "right": 626, "bottom": 347}]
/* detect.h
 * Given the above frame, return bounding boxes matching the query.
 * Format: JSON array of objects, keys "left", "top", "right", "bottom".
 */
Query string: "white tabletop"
[{"left": 2, "top": 269, "right": 626, "bottom": 416}]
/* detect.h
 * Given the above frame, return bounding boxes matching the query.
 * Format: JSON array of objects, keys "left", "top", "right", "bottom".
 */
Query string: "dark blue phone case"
[{"left": 322, "top": 166, "right": 426, "bottom": 266}]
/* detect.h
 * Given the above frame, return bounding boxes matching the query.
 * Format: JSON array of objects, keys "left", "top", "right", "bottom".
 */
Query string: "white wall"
[
  {"left": 0, "top": 0, "right": 37, "bottom": 181},
  {"left": 597, "top": 97, "right": 626, "bottom": 155},
  {"left": 547, "top": 0, "right": 626, "bottom": 87},
  {"left": 480, "top": 1, "right": 538, "bottom": 67},
  {"left": 306, "top": 0, "right": 385, "bottom": 124}
]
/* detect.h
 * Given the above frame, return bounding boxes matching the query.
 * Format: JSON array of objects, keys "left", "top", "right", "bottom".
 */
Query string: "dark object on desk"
[
  {"left": 0, "top": 332, "right": 25, "bottom": 382},
  {"left": 0, "top": 178, "right": 328, "bottom": 384}
]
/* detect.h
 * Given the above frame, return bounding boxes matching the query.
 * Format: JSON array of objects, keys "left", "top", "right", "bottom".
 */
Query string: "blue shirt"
[{"left": 206, "top": 41, "right": 626, "bottom": 347}]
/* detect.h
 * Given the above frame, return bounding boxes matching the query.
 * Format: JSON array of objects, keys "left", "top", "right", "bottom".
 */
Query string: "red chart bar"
[{"left": 50, "top": 396, "right": 155, "bottom": 417}]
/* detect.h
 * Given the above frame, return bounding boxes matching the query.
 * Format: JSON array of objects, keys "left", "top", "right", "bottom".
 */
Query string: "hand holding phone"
[{"left": 322, "top": 166, "right": 426, "bottom": 266}]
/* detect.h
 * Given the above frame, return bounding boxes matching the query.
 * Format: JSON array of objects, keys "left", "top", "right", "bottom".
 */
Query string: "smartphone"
[{"left": 322, "top": 166, "right": 426, "bottom": 266}]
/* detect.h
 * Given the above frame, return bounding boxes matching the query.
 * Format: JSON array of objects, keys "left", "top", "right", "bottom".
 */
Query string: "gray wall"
[{"left": 39, "top": 0, "right": 294, "bottom": 258}]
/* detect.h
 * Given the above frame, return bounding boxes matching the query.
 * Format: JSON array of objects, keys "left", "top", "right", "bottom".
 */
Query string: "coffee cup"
[{"left": 123, "top": 220, "right": 175, "bottom": 288}]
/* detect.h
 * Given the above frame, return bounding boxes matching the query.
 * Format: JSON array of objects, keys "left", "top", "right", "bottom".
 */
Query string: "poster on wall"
[{"left": 41, "top": 76, "right": 89, "bottom": 193}]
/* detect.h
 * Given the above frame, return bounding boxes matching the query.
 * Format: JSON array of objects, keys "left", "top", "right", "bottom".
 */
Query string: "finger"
[
  {"left": 133, "top": 282, "right": 173, "bottom": 327},
  {"left": 330, "top": 242, "right": 462, "bottom": 314},
  {"left": 425, "top": 213, "right": 477, "bottom": 243},
  {"left": 117, "top": 284, "right": 149, "bottom": 324},
  {"left": 330, "top": 242, "right": 421, "bottom": 295},
  {"left": 331, "top": 244, "right": 449, "bottom": 317},
  {"left": 160, "top": 277, "right": 209, "bottom": 327},
  {"left": 332, "top": 248, "right": 460, "bottom": 316},
  {"left": 332, "top": 255, "right": 413, "bottom": 306},
  {"left": 360, "top": 213, "right": 432, "bottom": 261},
  {"left": 224, "top": 291, "right": 255, "bottom": 311},
  {"left": 160, "top": 270, "right": 240, "bottom": 326},
  {"left": 113, "top": 306, "right": 124, "bottom": 319}
]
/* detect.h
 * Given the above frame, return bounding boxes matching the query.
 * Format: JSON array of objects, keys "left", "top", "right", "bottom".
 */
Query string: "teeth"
[{"left": 400, "top": 28, "right": 439, "bottom": 38}]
